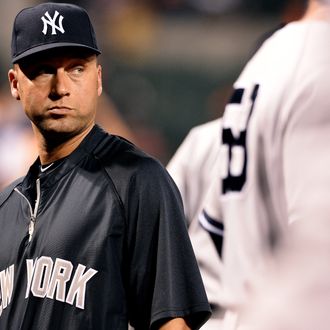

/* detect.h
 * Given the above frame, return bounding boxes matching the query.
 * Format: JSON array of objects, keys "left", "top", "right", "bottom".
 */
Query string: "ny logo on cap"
[{"left": 41, "top": 11, "right": 65, "bottom": 35}]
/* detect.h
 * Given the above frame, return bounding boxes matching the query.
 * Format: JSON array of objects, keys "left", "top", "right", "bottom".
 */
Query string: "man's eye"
[
  {"left": 23, "top": 66, "right": 52, "bottom": 79},
  {"left": 71, "top": 66, "right": 84, "bottom": 75},
  {"left": 37, "top": 66, "right": 53, "bottom": 75},
  {"left": 30, "top": 66, "right": 54, "bottom": 78}
]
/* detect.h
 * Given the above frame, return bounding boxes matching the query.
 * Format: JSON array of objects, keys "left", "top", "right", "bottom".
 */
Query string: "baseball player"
[
  {"left": 199, "top": 0, "right": 330, "bottom": 327},
  {"left": 0, "top": 2, "right": 211, "bottom": 329},
  {"left": 167, "top": 118, "right": 225, "bottom": 329},
  {"left": 166, "top": 17, "right": 296, "bottom": 330}
]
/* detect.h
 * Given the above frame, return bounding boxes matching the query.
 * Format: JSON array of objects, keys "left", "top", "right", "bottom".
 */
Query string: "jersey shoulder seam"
[{"left": 0, "top": 177, "right": 24, "bottom": 208}]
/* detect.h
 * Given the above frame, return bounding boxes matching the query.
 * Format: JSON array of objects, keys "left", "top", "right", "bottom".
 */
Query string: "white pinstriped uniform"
[{"left": 200, "top": 19, "right": 330, "bottom": 327}]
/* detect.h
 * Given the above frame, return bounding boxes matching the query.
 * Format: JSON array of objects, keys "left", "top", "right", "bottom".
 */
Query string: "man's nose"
[{"left": 50, "top": 69, "right": 70, "bottom": 99}]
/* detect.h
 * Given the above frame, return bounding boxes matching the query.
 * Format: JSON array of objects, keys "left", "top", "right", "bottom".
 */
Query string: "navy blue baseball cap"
[{"left": 11, "top": 2, "right": 101, "bottom": 63}]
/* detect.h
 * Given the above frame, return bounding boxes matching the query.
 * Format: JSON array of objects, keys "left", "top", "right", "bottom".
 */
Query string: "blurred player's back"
[{"left": 202, "top": 14, "right": 330, "bottom": 320}]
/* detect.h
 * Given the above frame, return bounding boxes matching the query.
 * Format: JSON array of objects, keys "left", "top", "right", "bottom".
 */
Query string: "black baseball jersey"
[{"left": 0, "top": 125, "right": 211, "bottom": 330}]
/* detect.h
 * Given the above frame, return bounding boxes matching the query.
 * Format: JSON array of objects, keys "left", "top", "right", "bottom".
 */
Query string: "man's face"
[{"left": 8, "top": 48, "right": 102, "bottom": 140}]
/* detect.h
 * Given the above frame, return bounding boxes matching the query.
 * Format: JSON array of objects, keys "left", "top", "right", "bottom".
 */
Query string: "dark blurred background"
[{"left": 0, "top": 0, "right": 306, "bottom": 188}]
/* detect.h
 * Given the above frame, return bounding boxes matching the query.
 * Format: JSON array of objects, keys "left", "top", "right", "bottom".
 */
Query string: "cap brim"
[{"left": 12, "top": 42, "right": 101, "bottom": 63}]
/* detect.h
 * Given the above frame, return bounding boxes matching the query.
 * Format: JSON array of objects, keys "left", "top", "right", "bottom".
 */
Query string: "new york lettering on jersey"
[
  {"left": 25, "top": 257, "right": 97, "bottom": 309},
  {"left": 0, "top": 265, "right": 14, "bottom": 317},
  {"left": 0, "top": 257, "right": 97, "bottom": 318}
]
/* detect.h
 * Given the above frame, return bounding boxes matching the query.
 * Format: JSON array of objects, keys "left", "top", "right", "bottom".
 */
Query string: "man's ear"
[
  {"left": 97, "top": 65, "right": 103, "bottom": 96},
  {"left": 8, "top": 68, "right": 20, "bottom": 100}
]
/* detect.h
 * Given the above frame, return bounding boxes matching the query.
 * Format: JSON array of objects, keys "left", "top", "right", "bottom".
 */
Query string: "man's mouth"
[{"left": 48, "top": 106, "right": 73, "bottom": 115}]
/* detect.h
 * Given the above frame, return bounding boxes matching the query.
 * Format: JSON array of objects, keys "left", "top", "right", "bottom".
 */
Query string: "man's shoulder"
[
  {"left": 93, "top": 131, "right": 158, "bottom": 168},
  {"left": 90, "top": 133, "right": 175, "bottom": 212},
  {"left": 0, "top": 177, "right": 24, "bottom": 207},
  {"left": 91, "top": 130, "right": 167, "bottom": 183},
  {"left": 188, "top": 118, "right": 221, "bottom": 140},
  {"left": 238, "top": 21, "right": 307, "bottom": 82}
]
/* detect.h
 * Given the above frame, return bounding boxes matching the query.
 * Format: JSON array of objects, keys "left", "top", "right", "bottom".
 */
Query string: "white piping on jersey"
[
  {"left": 199, "top": 212, "right": 224, "bottom": 237},
  {"left": 14, "top": 178, "right": 41, "bottom": 242}
]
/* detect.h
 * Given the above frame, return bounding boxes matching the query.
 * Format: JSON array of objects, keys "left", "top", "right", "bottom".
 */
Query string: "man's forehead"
[{"left": 18, "top": 47, "right": 97, "bottom": 66}]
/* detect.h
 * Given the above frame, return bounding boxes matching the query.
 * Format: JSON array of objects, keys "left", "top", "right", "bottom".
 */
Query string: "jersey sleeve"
[
  {"left": 124, "top": 158, "right": 211, "bottom": 329},
  {"left": 198, "top": 175, "right": 224, "bottom": 238},
  {"left": 283, "top": 68, "right": 330, "bottom": 225}
]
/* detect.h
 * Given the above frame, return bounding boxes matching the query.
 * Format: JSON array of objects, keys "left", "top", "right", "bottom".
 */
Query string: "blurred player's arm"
[
  {"left": 198, "top": 177, "right": 224, "bottom": 257},
  {"left": 167, "top": 119, "right": 222, "bottom": 226},
  {"left": 167, "top": 129, "right": 195, "bottom": 224}
]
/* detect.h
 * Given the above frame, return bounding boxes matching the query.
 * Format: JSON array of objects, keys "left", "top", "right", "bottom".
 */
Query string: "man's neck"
[
  {"left": 33, "top": 125, "right": 94, "bottom": 165},
  {"left": 303, "top": 1, "right": 330, "bottom": 21}
]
